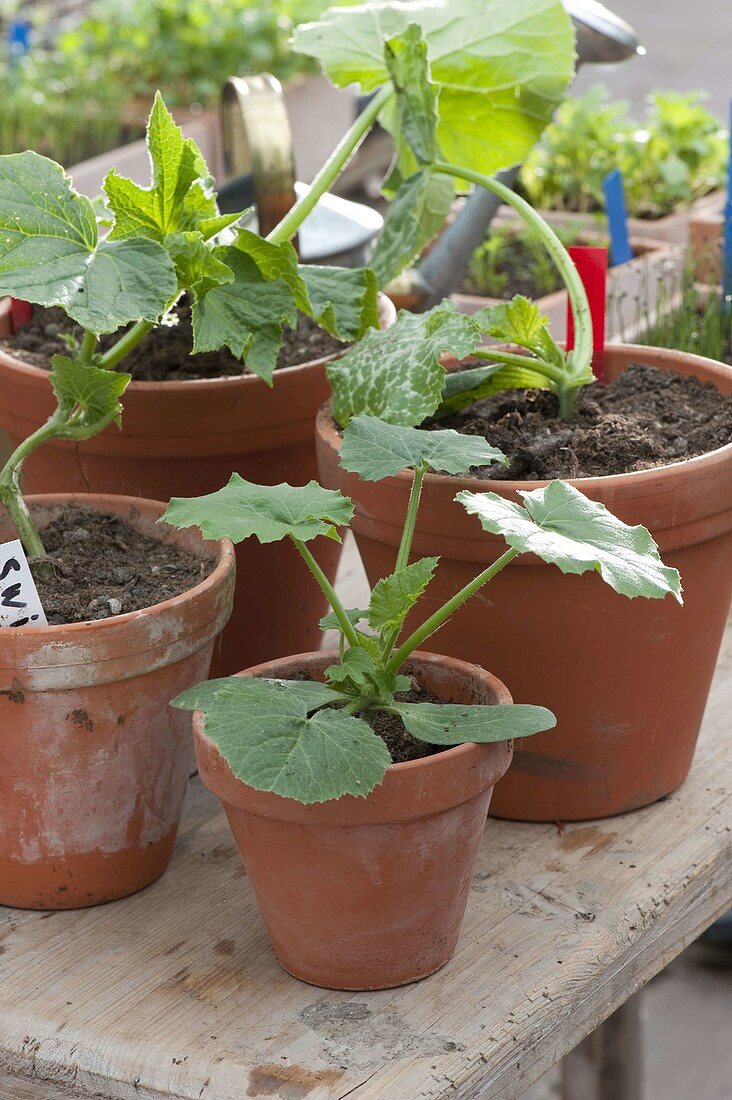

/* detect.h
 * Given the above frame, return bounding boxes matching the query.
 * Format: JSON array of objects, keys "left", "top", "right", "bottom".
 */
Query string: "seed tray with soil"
[
  {"left": 428, "top": 361, "right": 732, "bottom": 481},
  {"left": 30, "top": 506, "right": 214, "bottom": 625},
  {"left": 0, "top": 302, "right": 347, "bottom": 382}
]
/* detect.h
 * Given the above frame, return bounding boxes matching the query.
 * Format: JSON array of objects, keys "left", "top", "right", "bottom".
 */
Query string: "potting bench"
[{"left": 1, "top": 615, "right": 730, "bottom": 1100}]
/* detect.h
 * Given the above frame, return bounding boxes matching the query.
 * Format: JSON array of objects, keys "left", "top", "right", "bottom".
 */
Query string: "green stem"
[
  {"left": 379, "top": 463, "right": 426, "bottom": 659},
  {"left": 266, "top": 85, "right": 393, "bottom": 246},
  {"left": 292, "top": 537, "right": 361, "bottom": 649},
  {"left": 80, "top": 330, "right": 96, "bottom": 361},
  {"left": 386, "top": 548, "right": 519, "bottom": 673},
  {"left": 471, "top": 346, "right": 565, "bottom": 387},
  {"left": 99, "top": 320, "right": 152, "bottom": 370},
  {"left": 432, "top": 161, "right": 595, "bottom": 403},
  {"left": 0, "top": 416, "right": 67, "bottom": 557}
]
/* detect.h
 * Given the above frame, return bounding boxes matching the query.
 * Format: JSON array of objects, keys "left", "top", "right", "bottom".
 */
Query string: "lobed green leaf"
[
  {"left": 368, "top": 556, "right": 439, "bottom": 633},
  {"left": 457, "top": 480, "right": 683, "bottom": 602},
  {"left": 162, "top": 474, "right": 354, "bottom": 545},
  {"left": 370, "top": 169, "right": 455, "bottom": 288},
  {"left": 340, "top": 415, "right": 507, "bottom": 480}
]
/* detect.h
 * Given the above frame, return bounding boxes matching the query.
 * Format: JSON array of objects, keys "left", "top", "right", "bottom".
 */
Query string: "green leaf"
[
  {"left": 319, "top": 607, "right": 368, "bottom": 631},
  {"left": 384, "top": 24, "right": 438, "bottom": 165},
  {"left": 49, "top": 355, "right": 130, "bottom": 428},
  {"left": 340, "top": 415, "right": 507, "bottom": 480},
  {"left": 324, "top": 647, "right": 410, "bottom": 700},
  {"left": 475, "top": 296, "right": 565, "bottom": 366},
  {"left": 191, "top": 247, "right": 297, "bottom": 381},
  {"left": 436, "top": 362, "right": 551, "bottom": 417},
  {"left": 394, "top": 702, "right": 557, "bottom": 745},
  {"left": 370, "top": 169, "right": 455, "bottom": 287},
  {"left": 174, "top": 676, "right": 391, "bottom": 804},
  {"left": 329, "top": 303, "right": 481, "bottom": 427},
  {"left": 294, "top": 0, "right": 575, "bottom": 179},
  {"left": 105, "top": 92, "right": 218, "bottom": 242},
  {"left": 0, "top": 152, "right": 177, "bottom": 333},
  {"left": 172, "top": 676, "right": 341, "bottom": 715},
  {"left": 166, "top": 232, "right": 234, "bottom": 299},
  {"left": 234, "top": 229, "right": 310, "bottom": 314},
  {"left": 299, "top": 265, "right": 379, "bottom": 342},
  {"left": 163, "top": 474, "right": 354, "bottom": 545},
  {"left": 368, "top": 557, "right": 438, "bottom": 633},
  {"left": 457, "top": 480, "right": 683, "bottom": 602}
]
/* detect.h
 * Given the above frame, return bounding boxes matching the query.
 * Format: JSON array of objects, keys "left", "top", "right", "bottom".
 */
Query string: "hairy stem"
[
  {"left": 386, "top": 548, "right": 520, "bottom": 672},
  {"left": 0, "top": 417, "right": 67, "bottom": 557},
  {"left": 266, "top": 84, "right": 393, "bottom": 246},
  {"left": 292, "top": 537, "right": 361, "bottom": 649},
  {"left": 80, "top": 330, "right": 96, "bottom": 361},
  {"left": 432, "top": 161, "right": 595, "bottom": 406},
  {"left": 471, "top": 346, "right": 565, "bottom": 386}
]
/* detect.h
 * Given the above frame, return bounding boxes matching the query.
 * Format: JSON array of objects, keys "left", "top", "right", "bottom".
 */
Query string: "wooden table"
[{"left": 1, "top": 618, "right": 730, "bottom": 1100}]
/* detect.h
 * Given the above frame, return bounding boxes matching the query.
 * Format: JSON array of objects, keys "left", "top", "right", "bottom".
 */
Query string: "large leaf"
[
  {"left": 457, "top": 480, "right": 683, "bottom": 602},
  {"left": 172, "top": 676, "right": 342, "bottom": 715},
  {"left": 234, "top": 229, "right": 310, "bottom": 313},
  {"left": 394, "top": 701, "right": 557, "bottom": 744},
  {"left": 340, "top": 415, "right": 507, "bottom": 480},
  {"left": 163, "top": 474, "right": 354, "bottom": 544},
  {"left": 329, "top": 303, "right": 481, "bottom": 427},
  {"left": 0, "top": 152, "right": 176, "bottom": 333},
  {"left": 105, "top": 92, "right": 218, "bottom": 242},
  {"left": 191, "top": 247, "right": 297, "bottom": 381},
  {"left": 173, "top": 676, "right": 391, "bottom": 803},
  {"left": 368, "top": 556, "right": 438, "bottom": 633},
  {"left": 294, "top": 0, "right": 575, "bottom": 178},
  {"left": 49, "top": 355, "right": 130, "bottom": 428},
  {"left": 299, "top": 265, "right": 379, "bottom": 342},
  {"left": 371, "top": 169, "right": 455, "bottom": 287},
  {"left": 436, "top": 361, "right": 551, "bottom": 418}
]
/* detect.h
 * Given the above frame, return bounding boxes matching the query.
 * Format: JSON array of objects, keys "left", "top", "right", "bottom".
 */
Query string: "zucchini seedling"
[{"left": 165, "top": 417, "right": 681, "bottom": 805}]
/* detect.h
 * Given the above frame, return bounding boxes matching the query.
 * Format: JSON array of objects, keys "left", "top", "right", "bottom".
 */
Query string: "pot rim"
[
  {"left": 0, "top": 294, "right": 397, "bottom": 395},
  {"left": 2, "top": 493, "right": 235, "bottom": 639},
  {"left": 318, "top": 342, "right": 732, "bottom": 492}
]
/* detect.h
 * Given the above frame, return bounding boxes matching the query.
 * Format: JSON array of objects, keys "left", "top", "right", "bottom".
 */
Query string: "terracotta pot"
[
  {"left": 0, "top": 494, "right": 235, "bottom": 909},
  {"left": 194, "top": 650, "right": 513, "bottom": 990},
  {"left": 316, "top": 345, "right": 732, "bottom": 822},
  {"left": 0, "top": 295, "right": 395, "bottom": 676}
]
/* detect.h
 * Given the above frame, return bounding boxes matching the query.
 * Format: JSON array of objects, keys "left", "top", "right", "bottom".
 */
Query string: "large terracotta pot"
[
  {"left": 194, "top": 650, "right": 513, "bottom": 990},
  {"left": 316, "top": 345, "right": 732, "bottom": 822},
  {"left": 0, "top": 295, "right": 395, "bottom": 675},
  {"left": 0, "top": 495, "right": 235, "bottom": 909}
]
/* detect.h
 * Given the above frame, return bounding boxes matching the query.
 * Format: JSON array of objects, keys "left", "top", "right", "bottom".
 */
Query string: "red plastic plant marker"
[
  {"left": 566, "top": 246, "right": 608, "bottom": 381},
  {"left": 9, "top": 298, "right": 31, "bottom": 331}
]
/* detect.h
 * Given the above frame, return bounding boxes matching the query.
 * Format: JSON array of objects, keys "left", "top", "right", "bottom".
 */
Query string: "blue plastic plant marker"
[
  {"left": 722, "top": 100, "right": 732, "bottom": 310},
  {"left": 7, "top": 20, "right": 31, "bottom": 65},
  {"left": 602, "top": 169, "right": 633, "bottom": 267}
]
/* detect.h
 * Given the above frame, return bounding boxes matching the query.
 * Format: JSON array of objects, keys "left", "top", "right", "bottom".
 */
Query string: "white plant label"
[{"left": 0, "top": 539, "right": 48, "bottom": 628}]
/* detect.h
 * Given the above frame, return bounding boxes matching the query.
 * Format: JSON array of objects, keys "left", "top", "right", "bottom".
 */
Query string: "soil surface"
[
  {"left": 429, "top": 361, "right": 732, "bottom": 480},
  {"left": 30, "top": 506, "right": 214, "bottom": 625},
  {"left": 461, "top": 236, "right": 563, "bottom": 300},
  {"left": 363, "top": 681, "right": 447, "bottom": 764},
  {"left": 1, "top": 302, "right": 346, "bottom": 381}
]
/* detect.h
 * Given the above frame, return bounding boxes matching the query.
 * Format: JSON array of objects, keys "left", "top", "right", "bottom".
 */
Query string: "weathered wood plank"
[{"left": 1, "top": 616, "right": 729, "bottom": 1100}]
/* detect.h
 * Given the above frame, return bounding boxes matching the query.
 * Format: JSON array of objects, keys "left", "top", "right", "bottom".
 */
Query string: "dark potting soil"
[
  {"left": 429, "top": 361, "right": 732, "bottom": 480},
  {"left": 30, "top": 506, "right": 214, "bottom": 625},
  {"left": 1, "top": 303, "right": 346, "bottom": 381},
  {"left": 461, "top": 235, "right": 563, "bottom": 300}
]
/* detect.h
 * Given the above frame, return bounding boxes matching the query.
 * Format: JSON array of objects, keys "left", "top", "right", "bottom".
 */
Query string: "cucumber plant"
[{"left": 165, "top": 417, "right": 681, "bottom": 804}]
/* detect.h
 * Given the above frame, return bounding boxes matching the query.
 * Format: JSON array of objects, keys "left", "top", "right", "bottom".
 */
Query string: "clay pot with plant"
[
  {"left": 0, "top": 156, "right": 237, "bottom": 908},
  {"left": 163, "top": 404, "right": 678, "bottom": 989},
  {"left": 306, "top": 1, "right": 732, "bottom": 822}
]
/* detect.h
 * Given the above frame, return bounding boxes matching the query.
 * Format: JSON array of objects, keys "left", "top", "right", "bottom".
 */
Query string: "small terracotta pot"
[
  {"left": 316, "top": 345, "right": 732, "bottom": 822},
  {"left": 0, "top": 295, "right": 395, "bottom": 676},
  {"left": 194, "top": 650, "right": 513, "bottom": 990},
  {"left": 0, "top": 495, "right": 235, "bottom": 909}
]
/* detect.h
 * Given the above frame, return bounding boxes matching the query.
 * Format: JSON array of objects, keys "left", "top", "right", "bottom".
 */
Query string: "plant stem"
[
  {"left": 380, "top": 463, "right": 426, "bottom": 659},
  {"left": 471, "top": 346, "right": 564, "bottom": 386},
  {"left": 432, "top": 161, "right": 595, "bottom": 408},
  {"left": 99, "top": 320, "right": 153, "bottom": 370},
  {"left": 292, "top": 537, "right": 361, "bottom": 649},
  {"left": 80, "top": 330, "right": 96, "bottom": 361},
  {"left": 0, "top": 416, "right": 67, "bottom": 556},
  {"left": 386, "top": 548, "right": 519, "bottom": 672},
  {"left": 266, "top": 84, "right": 393, "bottom": 246}
]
